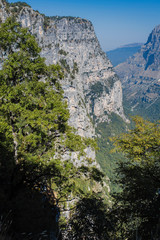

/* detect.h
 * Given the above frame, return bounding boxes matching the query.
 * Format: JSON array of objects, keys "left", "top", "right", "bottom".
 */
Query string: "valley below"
[{"left": 0, "top": 0, "right": 160, "bottom": 239}]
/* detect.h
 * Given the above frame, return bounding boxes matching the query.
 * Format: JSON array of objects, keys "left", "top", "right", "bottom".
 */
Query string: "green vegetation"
[
  {"left": 111, "top": 117, "right": 160, "bottom": 239},
  {"left": 96, "top": 113, "right": 128, "bottom": 192},
  {"left": 90, "top": 82, "right": 104, "bottom": 97},
  {"left": 65, "top": 195, "right": 112, "bottom": 239},
  {"left": 9, "top": 1, "right": 31, "bottom": 8},
  {"left": 72, "top": 61, "right": 79, "bottom": 74},
  {"left": 107, "top": 76, "right": 117, "bottom": 89},
  {"left": 87, "top": 78, "right": 116, "bottom": 106},
  {"left": 43, "top": 16, "right": 51, "bottom": 32},
  {"left": 123, "top": 95, "right": 160, "bottom": 122},
  {"left": 50, "top": 16, "right": 78, "bottom": 21},
  {"left": 59, "top": 59, "right": 79, "bottom": 80},
  {"left": 61, "top": 116, "right": 160, "bottom": 239},
  {"left": 59, "top": 58, "right": 70, "bottom": 74},
  {"left": 0, "top": 9, "right": 159, "bottom": 240},
  {"left": 58, "top": 49, "right": 68, "bottom": 56},
  {"left": 3, "top": 0, "right": 31, "bottom": 15},
  {"left": 63, "top": 115, "right": 160, "bottom": 239},
  {"left": 0, "top": 18, "right": 104, "bottom": 238},
  {"left": 49, "top": 16, "right": 88, "bottom": 23}
]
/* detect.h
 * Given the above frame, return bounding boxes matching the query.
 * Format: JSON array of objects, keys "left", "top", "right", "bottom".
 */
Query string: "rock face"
[
  {"left": 0, "top": 0, "right": 126, "bottom": 161},
  {"left": 115, "top": 26, "right": 160, "bottom": 118}
]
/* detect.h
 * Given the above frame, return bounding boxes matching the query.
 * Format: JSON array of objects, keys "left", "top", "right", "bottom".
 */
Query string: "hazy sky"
[{"left": 8, "top": 0, "right": 160, "bottom": 50}]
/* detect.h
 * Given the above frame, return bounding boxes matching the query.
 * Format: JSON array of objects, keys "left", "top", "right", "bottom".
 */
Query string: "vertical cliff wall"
[
  {"left": 115, "top": 25, "right": 160, "bottom": 120},
  {"left": 0, "top": 0, "right": 127, "bottom": 162}
]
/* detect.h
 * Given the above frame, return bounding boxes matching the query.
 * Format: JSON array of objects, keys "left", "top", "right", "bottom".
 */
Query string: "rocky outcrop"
[
  {"left": 115, "top": 26, "right": 160, "bottom": 117},
  {"left": 18, "top": 8, "right": 126, "bottom": 123},
  {"left": 0, "top": 0, "right": 127, "bottom": 161}
]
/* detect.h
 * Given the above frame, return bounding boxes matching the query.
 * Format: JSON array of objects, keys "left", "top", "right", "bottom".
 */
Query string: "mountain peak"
[{"left": 115, "top": 25, "right": 160, "bottom": 121}]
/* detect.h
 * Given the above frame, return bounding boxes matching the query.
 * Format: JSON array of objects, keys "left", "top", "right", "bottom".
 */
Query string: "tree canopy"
[
  {"left": 65, "top": 195, "right": 113, "bottom": 240},
  {"left": 0, "top": 18, "right": 103, "bottom": 239},
  {"left": 111, "top": 117, "right": 160, "bottom": 240}
]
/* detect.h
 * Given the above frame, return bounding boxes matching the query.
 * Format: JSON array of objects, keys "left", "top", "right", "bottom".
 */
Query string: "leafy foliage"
[
  {"left": 64, "top": 195, "right": 113, "bottom": 240},
  {"left": 111, "top": 117, "right": 160, "bottom": 239},
  {"left": 0, "top": 18, "right": 103, "bottom": 238}
]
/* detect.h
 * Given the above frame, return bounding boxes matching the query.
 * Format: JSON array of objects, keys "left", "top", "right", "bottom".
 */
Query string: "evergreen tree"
[{"left": 0, "top": 18, "right": 102, "bottom": 238}]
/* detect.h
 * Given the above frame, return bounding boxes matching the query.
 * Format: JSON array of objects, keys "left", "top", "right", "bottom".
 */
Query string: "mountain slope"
[
  {"left": 107, "top": 43, "right": 143, "bottom": 67},
  {"left": 0, "top": 0, "right": 128, "bottom": 166},
  {"left": 115, "top": 26, "right": 160, "bottom": 121}
]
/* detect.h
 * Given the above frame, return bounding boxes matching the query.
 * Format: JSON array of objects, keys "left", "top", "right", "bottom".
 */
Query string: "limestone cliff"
[
  {"left": 0, "top": 0, "right": 126, "bottom": 161},
  {"left": 115, "top": 25, "right": 160, "bottom": 119}
]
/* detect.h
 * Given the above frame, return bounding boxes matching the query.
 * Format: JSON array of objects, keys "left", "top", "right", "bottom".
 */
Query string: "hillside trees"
[
  {"left": 64, "top": 195, "right": 113, "bottom": 240},
  {"left": 0, "top": 18, "right": 103, "bottom": 238},
  {"left": 111, "top": 117, "right": 160, "bottom": 239}
]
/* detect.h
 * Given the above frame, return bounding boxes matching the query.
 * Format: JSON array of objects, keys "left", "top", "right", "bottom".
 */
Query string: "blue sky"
[{"left": 8, "top": 0, "right": 160, "bottom": 50}]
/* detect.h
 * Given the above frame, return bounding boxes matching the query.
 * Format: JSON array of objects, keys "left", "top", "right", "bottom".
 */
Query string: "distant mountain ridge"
[
  {"left": 120, "top": 43, "right": 144, "bottom": 48},
  {"left": 106, "top": 43, "right": 143, "bottom": 67},
  {"left": 115, "top": 26, "right": 160, "bottom": 121}
]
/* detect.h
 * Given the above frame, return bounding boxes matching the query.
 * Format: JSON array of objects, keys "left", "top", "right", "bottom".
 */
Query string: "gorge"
[
  {"left": 0, "top": 0, "right": 128, "bottom": 171},
  {"left": 1, "top": 1, "right": 160, "bottom": 239}
]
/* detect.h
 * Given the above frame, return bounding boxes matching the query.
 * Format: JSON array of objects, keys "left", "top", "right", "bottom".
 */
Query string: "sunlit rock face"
[
  {"left": 0, "top": 1, "right": 126, "bottom": 162},
  {"left": 115, "top": 25, "right": 160, "bottom": 117}
]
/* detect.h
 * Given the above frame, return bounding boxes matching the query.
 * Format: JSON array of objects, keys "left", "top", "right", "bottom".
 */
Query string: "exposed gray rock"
[
  {"left": 115, "top": 25, "right": 160, "bottom": 117},
  {"left": 0, "top": 0, "right": 127, "bottom": 162}
]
